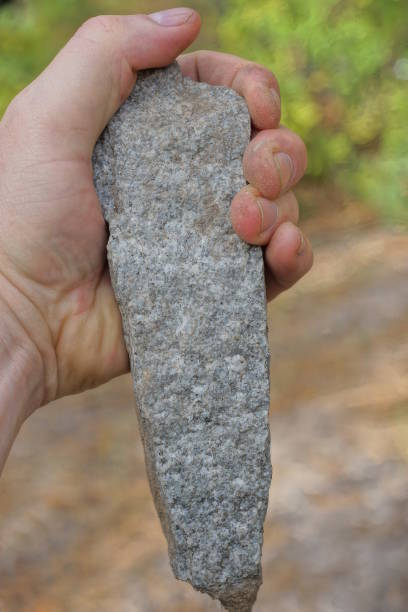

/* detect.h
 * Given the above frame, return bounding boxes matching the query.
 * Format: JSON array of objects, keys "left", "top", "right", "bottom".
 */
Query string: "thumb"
[{"left": 12, "top": 10, "right": 201, "bottom": 155}]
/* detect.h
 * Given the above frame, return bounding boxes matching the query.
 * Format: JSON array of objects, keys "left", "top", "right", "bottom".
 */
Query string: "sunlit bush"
[
  {"left": 0, "top": 0, "right": 92, "bottom": 113},
  {"left": 219, "top": 0, "right": 408, "bottom": 221}
]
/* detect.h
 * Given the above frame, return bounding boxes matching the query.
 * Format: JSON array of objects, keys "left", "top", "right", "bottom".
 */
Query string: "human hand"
[{"left": 0, "top": 9, "right": 312, "bottom": 445}]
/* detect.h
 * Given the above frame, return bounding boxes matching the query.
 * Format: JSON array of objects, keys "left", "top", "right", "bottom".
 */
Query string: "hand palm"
[{"left": 0, "top": 127, "right": 126, "bottom": 397}]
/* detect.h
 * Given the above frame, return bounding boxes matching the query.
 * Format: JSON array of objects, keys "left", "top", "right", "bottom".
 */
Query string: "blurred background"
[{"left": 0, "top": 1, "right": 407, "bottom": 611}]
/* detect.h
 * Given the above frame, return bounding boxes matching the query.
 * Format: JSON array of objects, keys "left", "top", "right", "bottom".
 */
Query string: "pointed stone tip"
[
  {"left": 210, "top": 575, "right": 262, "bottom": 612},
  {"left": 220, "top": 594, "right": 256, "bottom": 612}
]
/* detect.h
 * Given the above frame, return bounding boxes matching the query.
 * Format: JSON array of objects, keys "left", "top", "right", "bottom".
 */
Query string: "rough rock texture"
[{"left": 93, "top": 62, "right": 271, "bottom": 611}]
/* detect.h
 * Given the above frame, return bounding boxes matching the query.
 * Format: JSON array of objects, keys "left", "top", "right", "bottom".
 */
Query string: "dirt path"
[{"left": 1, "top": 226, "right": 408, "bottom": 612}]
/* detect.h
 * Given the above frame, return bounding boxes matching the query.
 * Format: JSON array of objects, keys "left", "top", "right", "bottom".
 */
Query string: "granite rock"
[{"left": 93, "top": 62, "right": 271, "bottom": 611}]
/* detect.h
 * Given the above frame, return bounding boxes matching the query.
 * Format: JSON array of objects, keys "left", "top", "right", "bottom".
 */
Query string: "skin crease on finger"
[
  {"left": 230, "top": 188, "right": 300, "bottom": 245},
  {"left": 264, "top": 220, "right": 313, "bottom": 301},
  {"left": 0, "top": 10, "right": 313, "bottom": 476},
  {"left": 243, "top": 128, "right": 308, "bottom": 201}
]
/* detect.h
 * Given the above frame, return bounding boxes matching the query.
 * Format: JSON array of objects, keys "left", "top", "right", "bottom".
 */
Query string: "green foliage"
[
  {"left": 219, "top": 0, "right": 408, "bottom": 222},
  {"left": 1, "top": 0, "right": 407, "bottom": 221},
  {"left": 0, "top": 0, "right": 93, "bottom": 113}
]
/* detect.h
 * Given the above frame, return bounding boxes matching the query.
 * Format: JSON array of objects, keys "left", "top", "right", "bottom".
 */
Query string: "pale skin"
[{"left": 0, "top": 8, "right": 313, "bottom": 474}]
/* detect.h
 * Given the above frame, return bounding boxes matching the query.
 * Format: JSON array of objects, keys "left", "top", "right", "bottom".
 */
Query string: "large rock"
[{"left": 93, "top": 62, "right": 271, "bottom": 611}]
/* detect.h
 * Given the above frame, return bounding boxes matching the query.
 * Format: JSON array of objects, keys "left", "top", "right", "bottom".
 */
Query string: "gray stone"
[{"left": 93, "top": 62, "right": 271, "bottom": 611}]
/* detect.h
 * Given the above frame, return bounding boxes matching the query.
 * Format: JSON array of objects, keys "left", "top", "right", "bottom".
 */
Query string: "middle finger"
[{"left": 243, "top": 126, "right": 308, "bottom": 200}]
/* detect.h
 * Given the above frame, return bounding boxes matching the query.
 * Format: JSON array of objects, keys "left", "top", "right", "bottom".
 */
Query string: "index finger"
[{"left": 178, "top": 50, "right": 281, "bottom": 130}]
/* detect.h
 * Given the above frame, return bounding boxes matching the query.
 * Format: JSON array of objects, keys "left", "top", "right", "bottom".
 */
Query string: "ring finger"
[{"left": 230, "top": 187, "right": 299, "bottom": 246}]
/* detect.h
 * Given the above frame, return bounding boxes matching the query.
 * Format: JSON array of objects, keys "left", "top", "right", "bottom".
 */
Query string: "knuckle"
[
  {"left": 4, "top": 90, "right": 25, "bottom": 120},
  {"left": 240, "top": 62, "right": 262, "bottom": 77},
  {"left": 1, "top": 88, "right": 30, "bottom": 133},
  {"left": 288, "top": 193, "right": 300, "bottom": 223},
  {"left": 241, "top": 62, "right": 280, "bottom": 91},
  {"left": 242, "top": 62, "right": 272, "bottom": 79},
  {"left": 277, "top": 193, "right": 299, "bottom": 224},
  {"left": 232, "top": 61, "right": 279, "bottom": 92},
  {"left": 292, "top": 132, "right": 308, "bottom": 173},
  {"left": 298, "top": 134, "right": 307, "bottom": 160},
  {"left": 77, "top": 15, "right": 122, "bottom": 39}
]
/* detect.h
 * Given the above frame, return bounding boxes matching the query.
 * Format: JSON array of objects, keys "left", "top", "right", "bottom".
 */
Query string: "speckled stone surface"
[{"left": 92, "top": 63, "right": 271, "bottom": 611}]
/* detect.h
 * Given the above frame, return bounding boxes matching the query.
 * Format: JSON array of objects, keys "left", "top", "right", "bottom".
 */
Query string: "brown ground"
[{"left": 1, "top": 201, "right": 408, "bottom": 612}]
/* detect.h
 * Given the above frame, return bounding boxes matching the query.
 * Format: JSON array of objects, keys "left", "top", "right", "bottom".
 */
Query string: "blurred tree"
[
  {"left": 0, "top": 0, "right": 92, "bottom": 112},
  {"left": 219, "top": 0, "right": 408, "bottom": 222},
  {"left": 1, "top": 0, "right": 406, "bottom": 221}
]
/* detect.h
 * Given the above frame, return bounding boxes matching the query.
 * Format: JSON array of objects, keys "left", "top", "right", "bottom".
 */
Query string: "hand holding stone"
[{"left": 0, "top": 9, "right": 312, "bottom": 473}]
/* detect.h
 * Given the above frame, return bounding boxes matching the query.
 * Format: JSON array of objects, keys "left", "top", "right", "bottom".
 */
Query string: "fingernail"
[
  {"left": 273, "top": 152, "right": 294, "bottom": 192},
  {"left": 297, "top": 229, "right": 306, "bottom": 255},
  {"left": 149, "top": 8, "right": 194, "bottom": 26},
  {"left": 256, "top": 197, "right": 279, "bottom": 233}
]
